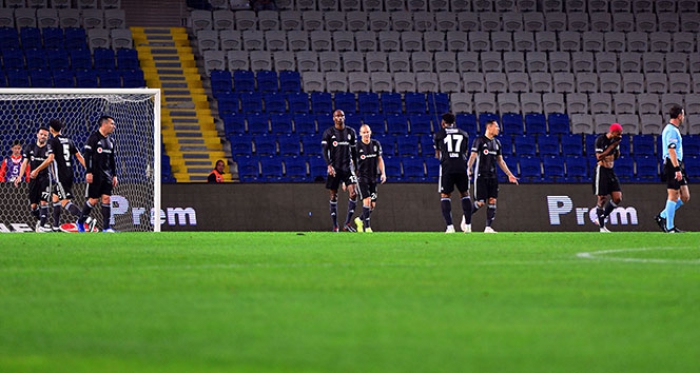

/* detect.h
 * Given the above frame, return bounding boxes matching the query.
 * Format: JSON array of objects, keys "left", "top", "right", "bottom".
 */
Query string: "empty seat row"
[
  {"left": 571, "top": 113, "right": 700, "bottom": 135},
  {"left": 1, "top": 47, "right": 139, "bottom": 70},
  {"left": 3, "top": 0, "right": 123, "bottom": 9},
  {"left": 0, "top": 68, "right": 144, "bottom": 88},
  {"left": 0, "top": 26, "right": 132, "bottom": 50},
  {"left": 0, "top": 7, "right": 126, "bottom": 29}
]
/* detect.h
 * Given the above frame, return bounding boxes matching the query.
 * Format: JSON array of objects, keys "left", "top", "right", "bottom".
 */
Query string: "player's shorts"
[
  {"left": 475, "top": 177, "right": 499, "bottom": 201},
  {"left": 28, "top": 177, "right": 50, "bottom": 204},
  {"left": 593, "top": 164, "right": 621, "bottom": 196},
  {"left": 661, "top": 159, "right": 688, "bottom": 190},
  {"left": 53, "top": 178, "right": 74, "bottom": 200},
  {"left": 86, "top": 177, "right": 113, "bottom": 199},
  {"left": 358, "top": 180, "right": 377, "bottom": 201},
  {"left": 439, "top": 171, "right": 469, "bottom": 195},
  {"left": 326, "top": 169, "right": 356, "bottom": 190}
]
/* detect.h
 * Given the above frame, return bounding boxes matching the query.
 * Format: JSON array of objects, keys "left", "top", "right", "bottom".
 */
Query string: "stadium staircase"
[{"left": 133, "top": 27, "right": 228, "bottom": 182}]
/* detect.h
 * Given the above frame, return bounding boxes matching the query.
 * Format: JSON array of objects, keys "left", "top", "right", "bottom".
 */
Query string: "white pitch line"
[{"left": 576, "top": 247, "right": 700, "bottom": 264}]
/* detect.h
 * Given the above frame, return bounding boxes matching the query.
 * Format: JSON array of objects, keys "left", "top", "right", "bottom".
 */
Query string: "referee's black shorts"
[{"left": 661, "top": 160, "right": 688, "bottom": 190}]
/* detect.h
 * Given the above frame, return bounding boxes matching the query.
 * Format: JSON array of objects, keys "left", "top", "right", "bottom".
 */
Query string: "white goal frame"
[{"left": 0, "top": 88, "right": 163, "bottom": 232}]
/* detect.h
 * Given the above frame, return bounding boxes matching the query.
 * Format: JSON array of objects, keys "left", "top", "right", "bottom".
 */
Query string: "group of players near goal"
[
  {"left": 322, "top": 104, "right": 690, "bottom": 234},
  {"left": 6, "top": 116, "right": 118, "bottom": 233}
]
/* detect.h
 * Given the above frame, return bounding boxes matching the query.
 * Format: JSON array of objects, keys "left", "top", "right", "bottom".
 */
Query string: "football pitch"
[{"left": 1, "top": 232, "right": 699, "bottom": 373}]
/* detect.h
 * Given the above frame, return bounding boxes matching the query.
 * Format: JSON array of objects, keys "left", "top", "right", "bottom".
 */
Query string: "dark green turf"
[{"left": 1, "top": 232, "right": 699, "bottom": 373}]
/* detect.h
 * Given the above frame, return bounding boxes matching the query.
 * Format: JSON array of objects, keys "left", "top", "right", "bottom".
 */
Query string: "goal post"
[{"left": 0, "top": 88, "right": 162, "bottom": 233}]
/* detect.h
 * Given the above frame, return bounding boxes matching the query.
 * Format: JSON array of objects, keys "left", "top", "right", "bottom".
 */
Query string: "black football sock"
[
  {"left": 441, "top": 198, "right": 452, "bottom": 226},
  {"left": 486, "top": 204, "right": 496, "bottom": 227},
  {"left": 361, "top": 206, "right": 371, "bottom": 228},
  {"left": 345, "top": 199, "right": 356, "bottom": 226},
  {"left": 39, "top": 205, "right": 49, "bottom": 226},
  {"left": 329, "top": 200, "right": 338, "bottom": 228},
  {"left": 472, "top": 201, "right": 481, "bottom": 215},
  {"left": 461, "top": 197, "right": 473, "bottom": 224},
  {"left": 78, "top": 201, "right": 94, "bottom": 224},
  {"left": 101, "top": 203, "right": 111, "bottom": 230},
  {"left": 31, "top": 206, "right": 40, "bottom": 220},
  {"left": 65, "top": 201, "right": 82, "bottom": 217},
  {"left": 53, "top": 202, "right": 62, "bottom": 227},
  {"left": 603, "top": 200, "right": 617, "bottom": 218},
  {"left": 597, "top": 207, "right": 605, "bottom": 227}
]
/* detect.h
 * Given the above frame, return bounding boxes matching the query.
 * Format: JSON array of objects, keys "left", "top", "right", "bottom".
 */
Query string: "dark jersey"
[
  {"left": 434, "top": 126, "right": 470, "bottom": 174},
  {"left": 356, "top": 139, "right": 382, "bottom": 182},
  {"left": 470, "top": 135, "right": 503, "bottom": 179},
  {"left": 48, "top": 135, "right": 79, "bottom": 181},
  {"left": 22, "top": 143, "right": 51, "bottom": 180},
  {"left": 84, "top": 130, "right": 116, "bottom": 179},
  {"left": 321, "top": 126, "right": 357, "bottom": 173},
  {"left": 594, "top": 134, "right": 620, "bottom": 163}
]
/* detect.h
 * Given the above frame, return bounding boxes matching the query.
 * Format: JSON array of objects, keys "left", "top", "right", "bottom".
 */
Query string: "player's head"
[
  {"left": 37, "top": 126, "right": 49, "bottom": 144},
  {"left": 333, "top": 110, "right": 345, "bottom": 129},
  {"left": 670, "top": 105, "right": 685, "bottom": 124},
  {"left": 215, "top": 159, "right": 225, "bottom": 173},
  {"left": 609, "top": 123, "right": 623, "bottom": 137},
  {"left": 441, "top": 113, "right": 456, "bottom": 128},
  {"left": 98, "top": 115, "right": 116, "bottom": 135},
  {"left": 485, "top": 120, "right": 500, "bottom": 137},
  {"left": 48, "top": 119, "right": 62, "bottom": 134},
  {"left": 11, "top": 140, "right": 21, "bottom": 155},
  {"left": 360, "top": 124, "right": 372, "bottom": 142}
]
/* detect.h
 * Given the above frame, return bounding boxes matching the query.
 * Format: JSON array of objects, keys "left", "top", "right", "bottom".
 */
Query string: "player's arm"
[
  {"left": 596, "top": 137, "right": 622, "bottom": 161},
  {"left": 667, "top": 134, "right": 683, "bottom": 181},
  {"left": 75, "top": 151, "right": 86, "bottom": 168},
  {"left": 31, "top": 153, "right": 54, "bottom": 179},
  {"left": 377, "top": 154, "right": 386, "bottom": 183},
  {"left": 321, "top": 130, "right": 335, "bottom": 176},
  {"left": 0, "top": 160, "right": 6, "bottom": 182},
  {"left": 14, "top": 159, "right": 29, "bottom": 187},
  {"left": 83, "top": 137, "right": 96, "bottom": 183},
  {"left": 110, "top": 140, "right": 118, "bottom": 187},
  {"left": 497, "top": 155, "right": 518, "bottom": 184}
]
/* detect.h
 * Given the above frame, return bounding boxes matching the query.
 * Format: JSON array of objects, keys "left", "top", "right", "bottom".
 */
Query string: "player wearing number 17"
[
  {"left": 77, "top": 116, "right": 118, "bottom": 233},
  {"left": 433, "top": 113, "right": 474, "bottom": 233}
]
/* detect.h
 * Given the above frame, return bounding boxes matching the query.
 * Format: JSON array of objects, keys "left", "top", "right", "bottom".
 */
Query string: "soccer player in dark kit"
[
  {"left": 353, "top": 124, "right": 386, "bottom": 233},
  {"left": 14, "top": 126, "right": 53, "bottom": 232},
  {"left": 593, "top": 123, "right": 624, "bottom": 233}
]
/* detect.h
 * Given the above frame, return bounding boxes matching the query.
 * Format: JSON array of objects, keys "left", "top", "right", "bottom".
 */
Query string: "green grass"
[{"left": 1, "top": 232, "right": 699, "bottom": 373}]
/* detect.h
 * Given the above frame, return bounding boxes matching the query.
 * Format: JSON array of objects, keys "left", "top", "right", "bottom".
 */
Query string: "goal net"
[{"left": 0, "top": 88, "right": 162, "bottom": 233}]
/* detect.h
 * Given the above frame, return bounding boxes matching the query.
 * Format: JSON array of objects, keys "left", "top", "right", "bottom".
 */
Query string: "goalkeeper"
[{"left": 77, "top": 116, "right": 118, "bottom": 233}]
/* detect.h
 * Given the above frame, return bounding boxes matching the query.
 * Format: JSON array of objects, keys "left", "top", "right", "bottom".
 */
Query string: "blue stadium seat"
[
  {"left": 76, "top": 69, "right": 98, "bottom": 87},
  {"left": 561, "top": 134, "right": 584, "bottom": 156},
  {"left": 20, "top": 27, "right": 42, "bottom": 49},
  {"left": 279, "top": 70, "right": 301, "bottom": 93},
  {"left": 684, "top": 155, "right": 700, "bottom": 180},
  {"left": 427, "top": 93, "right": 449, "bottom": 114},
  {"left": 334, "top": 92, "right": 356, "bottom": 114},
  {"left": 376, "top": 134, "right": 395, "bottom": 156},
  {"left": 236, "top": 155, "right": 259, "bottom": 182},
  {"left": 419, "top": 135, "right": 434, "bottom": 157},
  {"left": 98, "top": 69, "right": 121, "bottom": 87},
  {"left": 635, "top": 155, "right": 658, "bottom": 181},
  {"left": 247, "top": 113, "right": 270, "bottom": 135},
  {"left": 538, "top": 134, "right": 560, "bottom": 156},
  {"left": 381, "top": 92, "right": 402, "bottom": 115},
  {"left": 548, "top": 113, "right": 570, "bottom": 135},
  {"left": 363, "top": 114, "right": 386, "bottom": 135},
  {"left": 456, "top": 113, "right": 478, "bottom": 136},
  {"left": 565, "top": 156, "right": 588, "bottom": 182},
  {"left": 285, "top": 156, "right": 308, "bottom": 181},
  {"left": 683, "top": 135, "right": 700, "bottom": 155},
  {"left": 357, "top": 92, "right": 380, "bottom": 114},
  {"left": 633, "top": 135, "right": 655, "bottom": 156},
  {"left": 500, "top": 113, "right": 524, "bottom": 136},
  {"left": 383, "top": 156, "right": 402, "bottom": 180},
  {"left": 543, "top": 156, "right": 565, "bottom": 182},
  {"left": 396, "top": 135, "right": 418, "bottom": 156},
  {"left": 29, "top": 69, "right": 52, "bottom": 87},
  {"left": 386, "top": 114, "right": 409, "bottom": 136},
  {"left": 2, "top": 49, "right": 25, "bottom": 70},
  {"left": 403, "top": 156, "right": 425, "bottom": 181},
  {"left": 514, "top": 135, "right": 536, "bottom": 156},
  {"left": 405, "top": 92, "right": 427, "bottom": 115},
  {"left": 121, "top": 69, "right": 145, "bottom": 87},
  {"left": 345, "top": 113, "right": 362, "bottom": 129},
  {"left": 278, "top": 134, "right": 301, "bottom": 156},
  {"left": 615, "top": 156, "right": 635, "bottom": 182},
  {"left": 233, "top": 70, "right": 255, "bottom": 92},
  {"left": 47, "top": 49, "right": 70, "bottom": 70},
  {"left": 0, "top": 28, "right": 20, "bottom": 50},
  {"left": 479, "top": 112, "right": 501, "bottom": 133},
  {"left": 42, "top": 27, "right": 64, "bottom": 49},
  {"left": 256, "top": 70, "right": 278, "bottom": 92},
  {"left": 409, "top": 114, "right": 432, "bottom": 135},
  {"left": 210, "top": 70, "right": 233, "bottom": 97},
  {"left": 309, "top": 155, "right": 327, "bottom": 181},
  {"left": 585, "top": 134, "right": 597, "bottom": 157},
  {"left": 301, "top": 134, "right": 321, "bottom": 156},
  {"left": 264, "top": 92, "right": 287, "bottom": 114},
  {"left": 116, "top": 48, "right": 140, "bottom": 70},
  {"left": 315, "top": 113, "right": 332, "bottom": 130},
  {"left": 518, "top": 156, "right": 543, "bottom": 182},
  {"left": 254, "top": 135, "right": 277, "bottom": 156},
  {"left": 93, "top": 48, "right": 116, "bottom": 70},
  {"left": 241, "top": 92, "right": 263, "bottom": 114},
  {"left": 217, "top": 92, "right": 240, "bottom": 117},
  {"left": 425, "top": 156, "right": 440, "bottom": 181},
  {"left": 70, "top": 48, "right": 91, "bottom": 70},
  {"left": 525, "top": 113, "right": 547, "bottom": 135},
  {"left": 287, "top": 92, "right": 310, "bottom": 114},
  {"left": 293, "top": 113, "right": 316, "bottom": 135},
  {"left": 499, "top": 134, "right": 513, "bottom": 156},
  {"left": 25, "top": 48, "right": 47, "bottom": 70},
  {"left": 311, "top": 92, "right": 333, "bottom": 113},
  {"left": 619, "top": 135, "right": 631, "bottom": 156},
  {"left": 270, "top": 113, "right": 293, "bottom": 134},
  {"left": 52, "top": 69, "right": 74, "bottom": 87},
  {"left": 223, "top": 113, "right": 246, "bottom": 135},
  {"left": 230, "top": 134, "right": 253, "bottom": 157},
  {"left": 64, "top": 28, "right": 87, "bottom": 50}
]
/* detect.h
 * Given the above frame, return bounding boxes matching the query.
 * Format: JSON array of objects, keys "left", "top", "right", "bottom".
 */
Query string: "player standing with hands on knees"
[
  {"left": 322, "top": 109, "right": 359, "bottom": 232},
  {"left": 77, "top": 116, "right": 118, "bottom": 233},
  {"left": 592, "top": 123, "right": 624, "bottom": 233}
]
